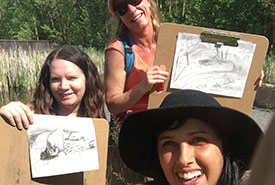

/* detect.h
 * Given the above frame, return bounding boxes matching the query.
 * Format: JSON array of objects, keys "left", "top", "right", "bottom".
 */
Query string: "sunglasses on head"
[{"left": 114, "top": 0, "right": 143, "bottom": 16}]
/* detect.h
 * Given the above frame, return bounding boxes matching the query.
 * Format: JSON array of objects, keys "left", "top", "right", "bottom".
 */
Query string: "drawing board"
[
  {"left": 247, "top": 115, "right": 275, "bottom": 185},
  {"left": 148, "top": 23, "right": 269, "bottom": 115},
  {"left": 0, "top": 117, "right": 109, "bottom": 185}
]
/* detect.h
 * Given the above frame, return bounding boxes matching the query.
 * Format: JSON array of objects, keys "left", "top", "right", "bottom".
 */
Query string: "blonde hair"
[{"left": 113, "top": 0, "right": 161, "bottom": 41}]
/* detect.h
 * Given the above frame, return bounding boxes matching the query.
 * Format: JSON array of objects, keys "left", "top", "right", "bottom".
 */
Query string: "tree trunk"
[
  {"left": 169, "top": 0, "right": 172, "bottom": 14},
  {"left": 182, "top": 0, "right": 186, "bottom": 17},
  {"left": 272, "top": 17, "right": 275, "bottom": 52}
]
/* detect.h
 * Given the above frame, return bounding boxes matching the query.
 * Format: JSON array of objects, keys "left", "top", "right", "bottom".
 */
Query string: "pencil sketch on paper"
[
  {"left": 170, "top": 32, "right": 256, "bottom": 98},
  {"left": 27, "top": 114, "right": 99, "bottom": 178}
]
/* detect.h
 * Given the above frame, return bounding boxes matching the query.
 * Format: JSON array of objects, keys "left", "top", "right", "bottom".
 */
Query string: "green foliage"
[
  {"left": 0, "top": 0, "right": 113, "bottom": 49},
  {"left": 2, "top": 0, "right": 39, "bottom": 40},
  {"left": 158, "top": 0, "right": 274, "bottom": 48},
  {"left": 0, "top": 0, "right": 274, "bottom": 49},
  {"left": 263, "top": 51, "right": 275, "bottom": 84}
]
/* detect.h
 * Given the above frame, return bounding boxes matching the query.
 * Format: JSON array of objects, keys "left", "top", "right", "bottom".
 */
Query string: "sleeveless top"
[{"left": 106, "top": 38, "right": 150, "bottom": 120}]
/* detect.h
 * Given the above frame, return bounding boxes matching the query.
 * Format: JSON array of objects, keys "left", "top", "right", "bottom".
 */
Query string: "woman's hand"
[
  {"left": 258, "top": 70, "right": 264, "bottom": 87},
  {"left": 0, "top": 101, "right": 34, "bottom": 130},
  {"left": 141, "top": 65, "right": 169, "bottom": 93}
]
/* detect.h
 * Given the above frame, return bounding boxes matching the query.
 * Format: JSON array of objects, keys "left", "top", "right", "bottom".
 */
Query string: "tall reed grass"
[
  {"left": 0, "top": 48, "right": 49, "bottom": 106},
  {"left": 84, "top": 47, "right": 105, "bottom": 80}
]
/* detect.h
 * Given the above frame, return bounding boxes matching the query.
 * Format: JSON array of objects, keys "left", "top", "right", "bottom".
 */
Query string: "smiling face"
[
  {"left": 116, "top": 0, "right": 152, "bottom": 32},
  {"left": 49, "top": 59, "right": 86, "bottom": 116},
  {"left": 157, "top": 118, "right": 224, "bottom": 185}
]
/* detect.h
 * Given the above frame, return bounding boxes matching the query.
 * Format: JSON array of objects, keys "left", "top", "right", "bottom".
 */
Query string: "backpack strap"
[
  {"left": 118, "top": 33, "right": 134, "bottom": 78},
  {"left": 109, "top": 34, "right": 134, "bottom": 128}
]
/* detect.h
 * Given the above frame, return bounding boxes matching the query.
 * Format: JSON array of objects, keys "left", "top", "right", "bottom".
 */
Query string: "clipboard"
[
  {"left": 247, "top": 115, "right": 275, "bottom": 185},
  {"left": 148, "top": 23, "right": 269, "bottom": 115},
  {"left": 0, "top": 117, "right": 109, "bottom": 185}
]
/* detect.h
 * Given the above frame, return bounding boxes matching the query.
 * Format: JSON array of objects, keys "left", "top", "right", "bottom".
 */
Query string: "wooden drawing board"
[
  {"left": 148, "top": 23, "right": 269, "bottom": 115},
  {"left": 247, "top": 115, "right": 275, "bottom": 185},
  {"left": 0, "top": 117, "right": 109, "bottom": 185}
]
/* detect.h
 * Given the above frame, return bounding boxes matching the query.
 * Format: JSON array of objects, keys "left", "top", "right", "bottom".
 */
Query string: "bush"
[{"left": 263, "top": 51, "right": 275, "bottom": 85}]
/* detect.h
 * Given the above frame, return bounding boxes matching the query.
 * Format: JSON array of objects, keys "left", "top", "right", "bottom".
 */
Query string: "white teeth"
[
  {"left": 132, "top": 14, "right": 142, "bottom": 21},
  {"left": 178, "top": 171, "right": 202, "bottom": 180}
]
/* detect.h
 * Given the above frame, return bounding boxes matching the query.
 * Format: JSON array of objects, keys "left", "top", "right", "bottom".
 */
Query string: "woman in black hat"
[{"left": 118, "top": 89, "right": 263, "bottom": 185}]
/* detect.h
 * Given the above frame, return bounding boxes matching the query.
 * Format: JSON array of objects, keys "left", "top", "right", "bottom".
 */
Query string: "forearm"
[{"left": 106, "top": 82, "right": 148, "bottom": 115}]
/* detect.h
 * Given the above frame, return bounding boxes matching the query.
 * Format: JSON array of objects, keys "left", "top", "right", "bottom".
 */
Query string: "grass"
[
  {"left": 0, "top": 47, "right": 49, "bottom": 106},
  {"left": 83, "top": 47, "right": 105, "bottom": 79}
]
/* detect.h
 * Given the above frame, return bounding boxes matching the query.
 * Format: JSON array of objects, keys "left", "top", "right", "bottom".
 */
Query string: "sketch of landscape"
[
  {"left": 27, "top": 114, "right": 99, "bottom": 178},
  {"left": 170, "top": 32, "right": 256, "bottom": 98}
]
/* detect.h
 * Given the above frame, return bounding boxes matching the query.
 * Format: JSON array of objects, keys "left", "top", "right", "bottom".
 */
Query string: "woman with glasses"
[
  {"left": 105, "top": 0, "right": 265, "bottom": 125},
  {"left": 105, "top": 0, "right": 169, "bottom": 124}
]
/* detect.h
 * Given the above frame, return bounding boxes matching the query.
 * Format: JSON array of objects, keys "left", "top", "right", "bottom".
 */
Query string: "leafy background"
[{"left": 0, "top": 0, "right": 274, "bottom": 50}]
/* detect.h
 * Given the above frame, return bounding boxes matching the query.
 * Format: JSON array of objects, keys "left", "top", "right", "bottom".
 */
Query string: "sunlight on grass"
[{"left": 0, "top": 48, "right": 49, "bottom": 105}]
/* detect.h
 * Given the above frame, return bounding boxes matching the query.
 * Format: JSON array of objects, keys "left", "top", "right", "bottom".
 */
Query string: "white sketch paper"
[
  {"left": 170, "top": 32, "right": 256, "bottom": 98},
  {"left": 27, "top": 114, "right": 99, "bottom": 178}
]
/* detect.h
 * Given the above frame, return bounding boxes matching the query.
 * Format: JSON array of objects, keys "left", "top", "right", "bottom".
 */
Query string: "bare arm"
[
  {"left": 258, "top": 70, "right": 264, "bottom": 87},
  {"left": 104, "top": 49, "right": 146, "bottom": 115},
  {"left": 0, "top": 101, "right": 34, "bottom": 130},
  {"left": 104, "top": 49, "right": 168, "bottom": 115}
]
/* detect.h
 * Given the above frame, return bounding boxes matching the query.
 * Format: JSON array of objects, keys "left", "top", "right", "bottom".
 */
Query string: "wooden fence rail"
[{"left": 0, "top": 40, "right": 52, "bottom": 51}]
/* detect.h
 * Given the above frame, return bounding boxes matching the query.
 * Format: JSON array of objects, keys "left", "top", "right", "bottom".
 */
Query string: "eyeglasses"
[{"left": 114, "top": 0, "right": 143, "bottom": 16}]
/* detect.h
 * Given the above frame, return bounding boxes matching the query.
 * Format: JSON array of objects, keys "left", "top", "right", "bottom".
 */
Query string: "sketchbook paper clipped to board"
[
  {"left": 27, "top": 114, "right": 99, "bottom": 178},
  {"left": 170, "top": 32, "right": 256, "bottom": 98}
]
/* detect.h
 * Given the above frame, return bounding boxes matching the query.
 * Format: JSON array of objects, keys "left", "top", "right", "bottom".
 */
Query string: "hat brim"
[{"left": 118, "top": 105, "right": 263, "bottom": 177}]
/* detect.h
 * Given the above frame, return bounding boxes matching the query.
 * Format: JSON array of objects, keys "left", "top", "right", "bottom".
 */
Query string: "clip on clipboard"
[{"left": 201, "top": 30, "right": 241, "bottom": 47}]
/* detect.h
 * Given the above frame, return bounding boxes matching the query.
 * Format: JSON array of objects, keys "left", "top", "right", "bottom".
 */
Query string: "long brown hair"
[{"left": 31, "top": 45, "right": 105, "bottom": 118}]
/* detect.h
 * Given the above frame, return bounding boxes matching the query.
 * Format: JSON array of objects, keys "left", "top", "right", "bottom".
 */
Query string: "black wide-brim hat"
[{"left": 118, "top": 89, "right": 263, "bottom": 177}]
